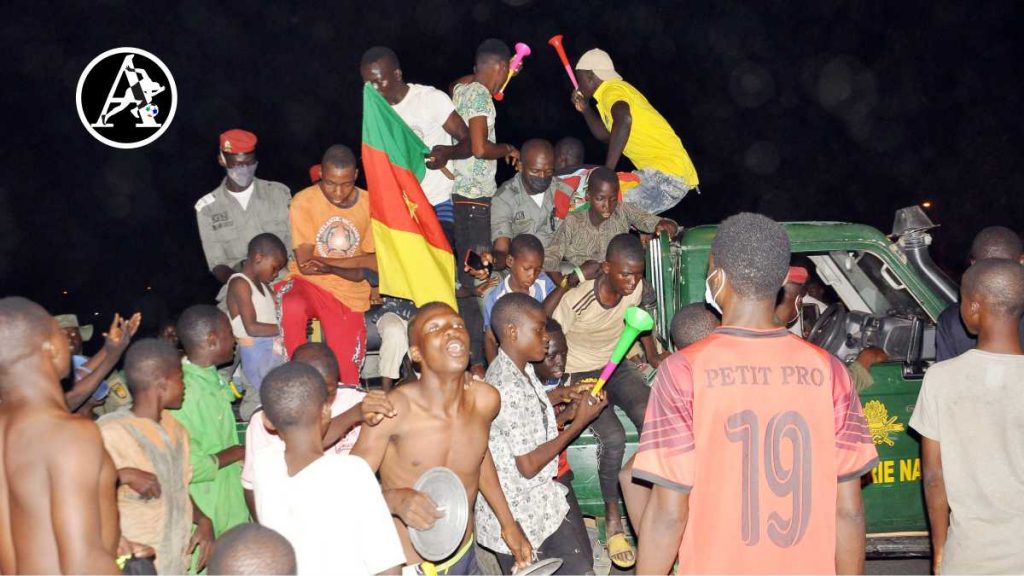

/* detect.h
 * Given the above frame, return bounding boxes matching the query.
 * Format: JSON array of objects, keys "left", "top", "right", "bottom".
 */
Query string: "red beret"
[
  {"left": 786, "top": 266, "right": 809, "bottom": 285},
  {"left": 309, "top": 164, "right": 322, "bottom": 183},
  {"left": 219, "top": 129, "right": 257, "bottom": 154}
]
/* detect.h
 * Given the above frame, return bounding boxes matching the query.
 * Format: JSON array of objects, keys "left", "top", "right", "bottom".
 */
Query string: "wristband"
[
  {"left": 559, "top": 276, "right": 570, "bottom": 290},
  {"left": 574, "top": 265, "right": 586, "bottom": 282},
  {"left": 116, "top": 555, "right": 132, "bottom": 571}
]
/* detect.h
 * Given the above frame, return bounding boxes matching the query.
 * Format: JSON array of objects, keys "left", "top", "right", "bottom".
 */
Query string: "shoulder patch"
[{"left": 194, "top": 193, "right": 217, "bottom": 212}]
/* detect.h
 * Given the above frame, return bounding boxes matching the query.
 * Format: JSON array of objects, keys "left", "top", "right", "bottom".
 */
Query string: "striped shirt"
[
  {"left": 543, "top": 202, "right": 668, "bottom": 270},
  {"left": 634, "top": 327, "right": 878, "bottom": 574},
  {"left": 552, "top": 277, "right": 655, "bottom": 373}
]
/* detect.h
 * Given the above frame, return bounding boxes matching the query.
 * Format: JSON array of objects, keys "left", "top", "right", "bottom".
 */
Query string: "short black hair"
[
  {"left": 176, "top": 305, "right": 228, "bottom": 356},
  {"left": 545, "top": 317, "right": 563, "bottom": 334},
  {"left": 711, "top": 212, "right": 791, "bottom": 300},
  {"left": 587, "top": 166, "right": 619, "bottom": 195},
  {"left": 555, "top": 137, "right": 584, "bottom": 156},
  {"left": 124, "top": 339, "right": 181, "bottom": 395},
  {"left": 491, "top": 292, "right": 543, "bottom": 341},
  {"left": 606, "top": 233, "right": 645, "bottom": 264},
  {"left": 360, "top": 45, "right": 400, "bottom": 69},
  {"left": 962, "top": 258, "right": 1024, "bottom": 317},
  {"left": 291, "top": 342, "right": 339, "bottom": 386},
  {"left": 670, "top": 303, "right": 721, "bottom": 349},
  {"left": 0, "top": 297, "right": 54, "bottom": 370},
  {"left": 260, "top": 362, "right": 327, "bottom": 431},
  {"left": 247, "top": 233, "right": 287, "bottom": 261},
  {"left": 322, "top": 144, "right": 357, "bottom": 171},
  {"left": 970, "top": 226, "right": 1023, "bottom": 261},
  {"left": 208, "top": 523, "right": 296, "bottom": 576},
  {"left": 509, "top": 233, "right": 544, "bottom": 260},
  {"left": 476, "top": 38, "right": 511, "bottom": 65}
]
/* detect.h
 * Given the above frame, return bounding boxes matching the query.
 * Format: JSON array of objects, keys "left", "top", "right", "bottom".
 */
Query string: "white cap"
[{"left": 575, "top": 48, "right": 622, "bottom": 81}]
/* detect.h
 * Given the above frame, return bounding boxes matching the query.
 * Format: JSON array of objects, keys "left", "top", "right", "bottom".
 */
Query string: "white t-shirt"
[
  {"left": 228, "top": 182, "right": 255, "bottom": 210},
  {"left": 391, "top": 83, "right": 456, "bottom": 207},
  {"left": 240, "top": 387, "right": 365, "bottom": 489},
  {"left": 253, "top": 448, "right": 405, "bottom": 575},
  {"left": 909, "top": 349, "right": 1024, "bottom": 574}
]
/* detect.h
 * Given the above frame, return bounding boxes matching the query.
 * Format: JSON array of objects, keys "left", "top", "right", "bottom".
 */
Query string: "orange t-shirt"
[
  {"left": 634, "top": 327, "right": 878, "bottom": 574},
  {"left": 288, "top": 185, "right": 375, "bottom": 312}
]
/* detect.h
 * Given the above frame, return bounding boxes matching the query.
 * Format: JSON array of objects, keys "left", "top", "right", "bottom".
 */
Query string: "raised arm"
[
  {"left": 573, "top": 91, "right": 611, "bottom": 143},
  {"left": 605, "top": 101, "right": 632, "bottom": 170},
  {"left": 65, "top": 313, "right": 141, "bottom": 411}
]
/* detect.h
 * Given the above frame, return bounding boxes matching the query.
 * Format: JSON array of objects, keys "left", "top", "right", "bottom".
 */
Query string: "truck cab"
[{"left": 566, "top": 207, "right": 955, "bottom": 557}]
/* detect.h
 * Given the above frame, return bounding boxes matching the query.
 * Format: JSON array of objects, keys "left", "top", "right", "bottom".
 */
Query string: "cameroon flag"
[{"left": 361, "top": 83, "right": 456, "bottom": 308}]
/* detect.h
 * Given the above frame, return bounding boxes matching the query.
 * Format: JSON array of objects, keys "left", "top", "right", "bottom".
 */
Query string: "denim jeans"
[
  {"left": 453, "top": 195, "right": 492, "bottom": 366},
  {"left": 570, "top": 360, "right": 651, "bottom": 504},
  {"left": 624, "top": 168, "right": 696, "bottom": 214},
  {"left": 238, "top": 336, "right": 286, "bottom": 420}
]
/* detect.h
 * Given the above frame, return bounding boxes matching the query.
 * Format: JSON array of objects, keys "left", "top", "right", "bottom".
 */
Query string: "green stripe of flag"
[{"left": 361, "top": 83, "right": 429, "bottom": 181}]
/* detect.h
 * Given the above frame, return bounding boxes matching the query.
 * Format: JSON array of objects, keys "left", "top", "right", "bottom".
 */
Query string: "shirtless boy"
[
  {"left": 352, "top": 302, "right": 532, "bottom": 574},
  {"left": 0, "top": 297, "right": 119, "bottom": 573}
]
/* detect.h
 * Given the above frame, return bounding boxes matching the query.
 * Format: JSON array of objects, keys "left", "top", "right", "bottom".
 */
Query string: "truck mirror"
[{"left": 902, "top": 315, "right": 926, "bottom": 380}]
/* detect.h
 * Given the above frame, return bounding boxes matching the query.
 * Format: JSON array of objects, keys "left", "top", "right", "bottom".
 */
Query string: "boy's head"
[
  {"left": 708, "top": 213, "right": 791, "bottom": 313},
  {"left": 474, "top": 39, "right": 511, "bottom": 92},
  {"left": 670, "top": 303, "right": 721, "bottom": 349},
  {"left": 969, "top": 226, "right": 1024, "bottom": 264},
  {"left": 176, "top": 305, "right": 235, "bottom": 366},
  {"left": 507, "top": 234, "right": 545, "bottom": 293},
  {"left": 260, "top": 362, "right": 330, "bottom": 436},
  {"left": 554, "top": 137, "right": 584, "bottom": 171},
  {"left": 125, "top": 338, "right": 185, "bottom": 410},
  {"left": 491, "top": 293, "right": 548, "bottom": 363},
  {"left": 0, "top": 297, "right": 70, "bottom": 381},
  {"left": 319, "top": 145, "right": 359, "bottom": 208},
  {"left": 291, "top": 342, "right": 340, "bottom": 404},
  {"left": 960, "top": 258, "right": 1024, "bottom": 336},
  {"left": 408, "top": 302, "right": 469, "bottom": 376},
  {"left": 534, "top": 318, "right": 567, "bottom": 381},
  {"left": 587, "top": 167, "right": 619, "bottom": 223},
  {"left": 247, "top": 233, "right": 288, "bottom": 284},
  {"left": 208, "top": 523, "right": 297, "bottom": 576},
  {"left": 603, "top": 233, "right": 645, "bottom": 297}
]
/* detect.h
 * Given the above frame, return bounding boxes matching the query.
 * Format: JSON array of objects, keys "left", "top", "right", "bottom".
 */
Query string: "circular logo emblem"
[{"left": 76, "top": 47, "right": 177, "bottom": 149}]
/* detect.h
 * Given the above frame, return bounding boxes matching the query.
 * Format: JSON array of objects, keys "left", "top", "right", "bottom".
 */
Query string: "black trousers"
[{"left": 494, "top": 473, "right": 594, "bottom": 575}]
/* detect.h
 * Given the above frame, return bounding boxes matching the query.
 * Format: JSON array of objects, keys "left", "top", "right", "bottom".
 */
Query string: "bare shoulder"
[{"left": 470, "top": 377, "right": 501, "bottom": 419}]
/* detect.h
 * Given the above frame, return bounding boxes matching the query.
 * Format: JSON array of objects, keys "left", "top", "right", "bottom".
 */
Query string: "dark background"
[{"left": 1, "top": 0, "right": 1021, "bottom": 341}]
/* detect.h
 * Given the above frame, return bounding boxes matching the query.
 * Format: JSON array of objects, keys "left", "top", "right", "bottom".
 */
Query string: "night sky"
[{"left": 1, "top": 0, "right": 1021, "bottom": 339}]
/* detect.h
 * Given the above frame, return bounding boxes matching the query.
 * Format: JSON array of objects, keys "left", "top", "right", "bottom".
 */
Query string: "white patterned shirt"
[
  {"left": 451, "top": 81, "right": 498, "bottom": 199},
  {"left": 475, "top": 350, "right": 569, "bottom": 553}
]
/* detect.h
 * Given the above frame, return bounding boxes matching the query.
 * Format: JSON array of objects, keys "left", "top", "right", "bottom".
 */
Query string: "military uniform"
[
  {"left": 490, "top": 173, "right": 572, "bottom": 249},
  {"left": 194, "top": 177, "right": 292, "bottom": 302}
]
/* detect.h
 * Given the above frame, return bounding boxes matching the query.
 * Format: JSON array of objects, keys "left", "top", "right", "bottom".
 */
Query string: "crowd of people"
[{"left": 1, "top": 37, "right": 1022, "bottom": 576}]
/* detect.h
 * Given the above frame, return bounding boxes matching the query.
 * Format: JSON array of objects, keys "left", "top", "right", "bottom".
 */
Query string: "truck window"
[{"left": 824, "top": 251, "right": 928, "bottom": 318}]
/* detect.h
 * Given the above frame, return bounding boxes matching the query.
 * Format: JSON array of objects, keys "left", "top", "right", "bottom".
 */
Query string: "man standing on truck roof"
[
  {"left": 935, "top": 226, "right": 1024, "bottom": 361},
  {"left": 634, "top": 212, "right": 878, "bottom": 575}
]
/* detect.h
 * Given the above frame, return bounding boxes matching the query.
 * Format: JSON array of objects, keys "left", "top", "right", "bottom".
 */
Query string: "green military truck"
[{"left": 566, "top": 206, "right": 955, "bottom": 558}]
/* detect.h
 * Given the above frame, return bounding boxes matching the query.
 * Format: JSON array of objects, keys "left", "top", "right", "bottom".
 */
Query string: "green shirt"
[{"left": 171, "top": 360, "right": 249, "bottom": 537}]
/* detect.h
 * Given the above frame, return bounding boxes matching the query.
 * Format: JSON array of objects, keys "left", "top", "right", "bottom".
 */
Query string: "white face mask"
[{"left": 705, "top": 268, "right": 725, "bottom": 314}]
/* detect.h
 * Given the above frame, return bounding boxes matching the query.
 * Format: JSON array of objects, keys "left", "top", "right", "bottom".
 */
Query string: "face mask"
[
  {"left": 705, "top": 268, "right": 725, "bottom": 314},
  {"left": 226, "top": 162, "right": 258, "bottom": 189},
  {"left": 525, "top": 175, "right": 552, "bottom": 194}
]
